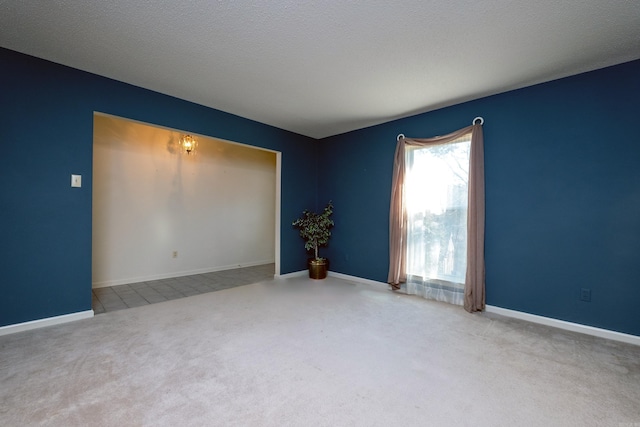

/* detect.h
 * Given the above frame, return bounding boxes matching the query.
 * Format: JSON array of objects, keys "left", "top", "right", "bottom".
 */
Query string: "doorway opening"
[{"left": 92, "top": 112, "right": 281, "bottom": 292}]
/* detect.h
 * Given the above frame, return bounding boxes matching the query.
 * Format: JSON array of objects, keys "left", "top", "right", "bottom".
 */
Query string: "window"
[{"left": 404, "top": 133, "right": 471, "bottom": 305}]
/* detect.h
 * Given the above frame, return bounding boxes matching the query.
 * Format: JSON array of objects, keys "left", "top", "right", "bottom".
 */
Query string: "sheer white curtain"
[
  {"left": 405, "top": 135, "right": 471, "bottom": 305},
  {"left": 388, "top": 122, "right": 485, "bottom": 312}
]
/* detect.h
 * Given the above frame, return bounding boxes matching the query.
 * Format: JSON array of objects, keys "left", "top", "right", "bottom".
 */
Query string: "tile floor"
[{"left": 92, "top": 264, "right": 275, "bottom": 314}]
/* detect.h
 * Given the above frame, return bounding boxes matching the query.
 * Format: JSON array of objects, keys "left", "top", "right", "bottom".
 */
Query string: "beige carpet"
[{"left": 1, "top": 276, "right": 638, "bottom": 426}]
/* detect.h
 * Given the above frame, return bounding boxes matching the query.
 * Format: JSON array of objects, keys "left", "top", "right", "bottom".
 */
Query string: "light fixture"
[{"left": 180, "top": 134, "right": 197, "bottom": 155}]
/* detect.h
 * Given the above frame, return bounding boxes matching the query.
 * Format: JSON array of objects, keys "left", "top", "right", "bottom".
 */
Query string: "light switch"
[{"left": 71, "top": 174, "right": 82, "bottom": 188}]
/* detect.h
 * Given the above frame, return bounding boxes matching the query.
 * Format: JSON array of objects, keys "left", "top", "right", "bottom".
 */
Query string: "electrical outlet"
[
  {"left": 172, "top": 251, "right": 178, "bottom": 259},
  {"left": 580, "top": 288, "right": 591, "bottom": 302}
]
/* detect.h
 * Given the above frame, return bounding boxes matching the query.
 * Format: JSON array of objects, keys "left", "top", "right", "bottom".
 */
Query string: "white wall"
[{"left": 92, "top": 114, "right": 276, "bottom": 288}]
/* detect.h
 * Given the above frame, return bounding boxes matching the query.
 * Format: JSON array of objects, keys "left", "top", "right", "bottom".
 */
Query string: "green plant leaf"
[{"left": 292, "top": 201, "right": 334, "bottom": 260}]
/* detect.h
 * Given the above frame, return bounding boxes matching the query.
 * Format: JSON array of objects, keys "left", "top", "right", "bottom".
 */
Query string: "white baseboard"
[
  {"left": 275, "top": 270, "right": 307, "bottom": 279},
  {"left": 485, "top": 305, "right": 640, "bottom": 346},
  {"left": 0, "top": 310, "right": 94, "bottom": 337},
  {"left": 92, "top": 260, "right": 276, "bottom": 288},
  {"left": 328, "top": 271, "right": 390, "bottom": 291},
  {"left": 278, "top": 270, "right": 390, "bottom": 288},
  {"left": 324, "top": 272, "right": 640, "bottom": 347}
]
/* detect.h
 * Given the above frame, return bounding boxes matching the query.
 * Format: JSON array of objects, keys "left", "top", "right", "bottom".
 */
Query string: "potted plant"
[{"left": 292, "top": 201, "right": 334, "bottom": 279}]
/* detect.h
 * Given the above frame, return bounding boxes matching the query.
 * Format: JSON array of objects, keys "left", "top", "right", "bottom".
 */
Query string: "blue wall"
[
  {"left": 0, "top": 48, "right": 316, "bottom": 327},
  {"left": 319, "top": 59, "right": 640, "bottom": 336},
  {"left": 3, "top": 46, "right": 639, "bottom": 337}
]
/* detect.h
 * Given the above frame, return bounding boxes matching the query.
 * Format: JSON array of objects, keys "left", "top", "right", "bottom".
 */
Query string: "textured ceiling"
[{"left": 1, "top": 1, "right": 640, "bottom": 138}]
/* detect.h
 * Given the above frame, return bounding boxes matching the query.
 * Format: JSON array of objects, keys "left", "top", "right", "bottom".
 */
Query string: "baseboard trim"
[
  {"left": 93, "top": 260, "right": 276, "bottom": 288},
  {"left": 324, "top": 272, "right": 640, "bottom": 346},
  {"left": 485, "top": 305, "right": 640, "bottom": 346},
  {"left": 328, "top": 271, "right": 390, "bottom": 291},
  {"left": 275, "top": 270, "right": 307, "bottom": 279},
  {"left": 0, "top": 310, "right": 94, "bottom": 337},
  {"left": 277, "top": 270, "right": 391, "bottom": 289}
]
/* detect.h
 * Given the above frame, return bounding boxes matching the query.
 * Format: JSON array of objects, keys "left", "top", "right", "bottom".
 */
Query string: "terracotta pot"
[{"left": 308, "top": 258, "right": 328, "bottom": 280}]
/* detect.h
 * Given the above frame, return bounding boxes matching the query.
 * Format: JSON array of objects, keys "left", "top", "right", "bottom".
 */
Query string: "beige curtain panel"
[{"left": 388, "top": 123, "right": 485, "bottom": 313}]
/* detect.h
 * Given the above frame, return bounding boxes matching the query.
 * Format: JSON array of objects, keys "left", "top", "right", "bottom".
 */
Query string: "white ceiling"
[{"left": 1, "top": 1, "right": 639, "bottom": 138}]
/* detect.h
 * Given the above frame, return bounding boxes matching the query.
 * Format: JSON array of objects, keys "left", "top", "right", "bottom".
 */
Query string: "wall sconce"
[{"left": 180, "top": 134, "right": 197, "bottom": 155}]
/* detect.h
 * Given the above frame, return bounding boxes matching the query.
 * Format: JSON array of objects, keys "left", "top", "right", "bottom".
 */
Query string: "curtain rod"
[{"left": 397, "top": 116, "right": 484, "bottom": 141}]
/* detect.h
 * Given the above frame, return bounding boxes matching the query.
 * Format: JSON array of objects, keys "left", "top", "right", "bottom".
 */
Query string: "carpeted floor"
[{"left": 1, "top": 275, "right": 638, "bottom": 426}]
